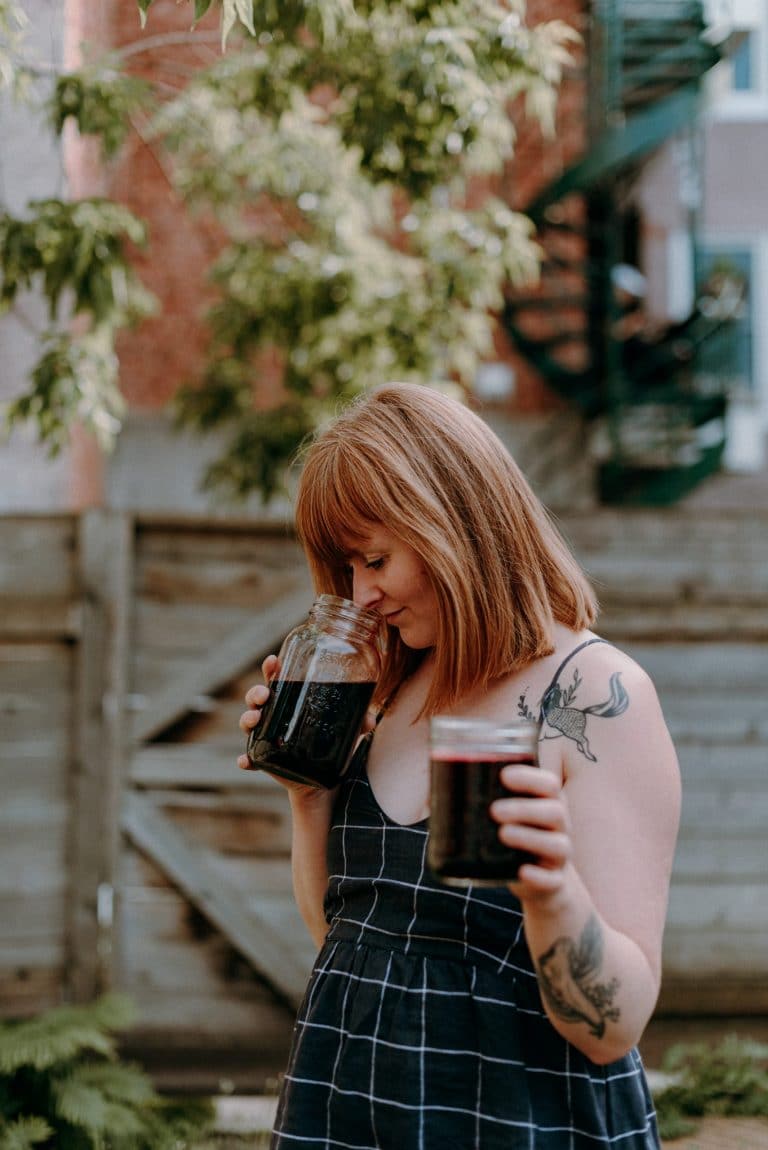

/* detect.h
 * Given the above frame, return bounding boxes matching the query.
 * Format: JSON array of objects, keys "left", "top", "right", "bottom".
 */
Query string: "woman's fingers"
[
  {"left": 490, "top": 796, "right": 567, "bottom": 831},
  {"left": 513, "top": 861, "right": 570, "bottom": 895},
  {"left": 500, "top": 763, "right": 558, "bottom": 795},
  {"left": 490, "top": 765, "right": 572, "bottom": 877},
  {"left": 497, "top": 823, "right": 571, "bottom": 868},
  {"left": 239, "top": 703, "right": 267, "bottom": 733},
  {"left": 238, "top": 656, "right": 281, "bottom": 770},
  {"left": 241, "top": 654, "right": 280, "bottom": 727},
  {"left": 244, "top": 682, "right": 270, "bottom": 709}
]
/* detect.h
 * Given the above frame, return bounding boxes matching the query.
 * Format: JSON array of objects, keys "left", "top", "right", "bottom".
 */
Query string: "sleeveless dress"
[{"left": 271, "top": 642, "right": 661, "bottom": 1149}]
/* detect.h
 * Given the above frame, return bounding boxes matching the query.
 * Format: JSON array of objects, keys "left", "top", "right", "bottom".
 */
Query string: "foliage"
[
  {"left": 0, "top": 994, "right": 214, "bottom": 1150},
  {"left": 652, "top": 1034, "right": 768, "bottom": 1141},
  {"left": 0, "top": 0, "right": 577, "bottom": 499},
  {"left": 49, "top": 67, "right": 152, "bottom": 160},
  {"left": 0, "top": 198, "right": 156, "bottom": 452},
  {"left": 0, "top": 0, "right": 33, "bottom": 99}
]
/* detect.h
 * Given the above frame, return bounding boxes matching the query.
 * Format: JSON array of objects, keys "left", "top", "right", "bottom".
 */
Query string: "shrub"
[
  {"left": 653, "top": 1034, "right": 768, "bottom": 1141},
  {"left": 0, "top": 994, "right": 214, "bottom": 1149}
]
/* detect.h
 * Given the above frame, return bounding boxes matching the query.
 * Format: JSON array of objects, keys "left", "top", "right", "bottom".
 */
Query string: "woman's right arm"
[
  {"left": 286, "top": 787, "right": 335, "bottom": 948},
  {"left": 238, "top": 656, "right": 333, "bottom": 949}
]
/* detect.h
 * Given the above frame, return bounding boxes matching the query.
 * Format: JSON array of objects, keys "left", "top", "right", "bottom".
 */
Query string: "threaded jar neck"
[
  {"left": 430, "top": 716, "right": 539, "bottom": 757},
  {"left": 310, "top": 594, "right": 381, "bottom": 644}
]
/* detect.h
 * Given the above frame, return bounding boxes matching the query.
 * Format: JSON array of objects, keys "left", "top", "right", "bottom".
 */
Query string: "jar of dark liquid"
[
  {"left": 246, "top": 594, "right": 381, "bottom": 789},
  {"left": 428, "top": 716, "right": 540, "bottom": 886}
]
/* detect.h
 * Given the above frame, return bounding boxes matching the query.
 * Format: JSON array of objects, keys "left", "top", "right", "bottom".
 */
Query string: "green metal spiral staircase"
[{"left": 502, "top": 0, "right": 737, "bottom": 505}]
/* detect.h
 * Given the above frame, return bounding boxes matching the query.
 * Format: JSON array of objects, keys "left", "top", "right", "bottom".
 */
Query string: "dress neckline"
[{"left": 355, "top": 731, "right": 429, "bottom": 830}]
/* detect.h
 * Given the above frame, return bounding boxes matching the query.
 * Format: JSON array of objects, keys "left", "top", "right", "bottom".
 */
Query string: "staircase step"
[
  {"left": 622, "top": 0, "right": 702, "bottom": 22},
  {"left": 505, "top": 293, "right": 590, "bottom": 313}
]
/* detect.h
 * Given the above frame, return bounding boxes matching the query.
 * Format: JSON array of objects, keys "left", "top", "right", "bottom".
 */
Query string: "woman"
[{"left": 238, "top": 382, "right": 681, "bottom": 1148}]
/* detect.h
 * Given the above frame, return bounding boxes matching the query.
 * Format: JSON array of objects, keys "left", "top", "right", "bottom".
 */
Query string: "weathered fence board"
[
  {"left": 0, "top": 517, "right": 81, "bottom": 1017},
  {"left": 0, "top": 517, "right": 77, "bottom": 595},
  {"left": 1, "top": 507, "right": 766, "bottom": 1080},
  {"left": 131, "top": 584, "right": 311, "bottom": 743},
  {"left": 122, "top": 794, "right": 307, "bottom": 1009}
]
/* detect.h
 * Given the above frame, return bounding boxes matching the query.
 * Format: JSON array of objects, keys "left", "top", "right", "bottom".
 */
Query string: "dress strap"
[{"left": 343, "top": 728, "right": 373, "bottom": 781}]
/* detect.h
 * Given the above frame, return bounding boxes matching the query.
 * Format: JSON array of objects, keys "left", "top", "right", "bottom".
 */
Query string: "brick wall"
[{"left": 61, "top": 0, "right": 591, "bottom": 506}]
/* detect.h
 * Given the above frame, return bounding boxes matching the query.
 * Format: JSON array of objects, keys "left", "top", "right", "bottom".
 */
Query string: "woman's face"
[{"left": 340, "top": 526, "right": 439, "bottom": 650}]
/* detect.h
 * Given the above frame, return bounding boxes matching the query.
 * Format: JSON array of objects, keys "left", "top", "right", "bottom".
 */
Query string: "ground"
[{"left": 206, "top": 1097, "right": 768, "bottom": 1148}]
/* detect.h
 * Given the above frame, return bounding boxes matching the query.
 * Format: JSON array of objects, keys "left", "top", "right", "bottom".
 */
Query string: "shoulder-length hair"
[{"left": 294, "top": 382, "right": 598, "bottom": 717}]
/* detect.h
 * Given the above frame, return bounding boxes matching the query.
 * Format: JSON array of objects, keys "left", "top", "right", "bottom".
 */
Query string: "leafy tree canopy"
[{"left": 0, "top": 0, "right": 577, "bottom": 499}]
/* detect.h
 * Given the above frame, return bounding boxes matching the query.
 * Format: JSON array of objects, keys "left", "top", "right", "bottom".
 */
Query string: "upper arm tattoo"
[
  {"left": 535, "top": 914, "right": 621, "bottom": 1039},
  {"left": 518, "top": 667, "right": 630, "bottom": 762}
]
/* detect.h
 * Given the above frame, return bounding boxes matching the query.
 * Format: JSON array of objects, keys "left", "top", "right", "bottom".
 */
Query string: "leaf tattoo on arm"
[
  {"left": 535, "top": 914, "right": 621, "bottom": 1039},
  {"left": 518, "top": 693, "right": 537, "bottom": 723}
]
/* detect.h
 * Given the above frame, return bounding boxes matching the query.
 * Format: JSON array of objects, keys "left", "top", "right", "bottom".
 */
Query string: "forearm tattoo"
[
  {"left": 518, "top": 666, "right": 630, "bottom": 762},
  {"left": 535, "top": 915, "right": 621, "bottom": 1039}
]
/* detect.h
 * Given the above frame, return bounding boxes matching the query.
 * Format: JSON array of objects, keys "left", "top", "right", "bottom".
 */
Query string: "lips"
[{"left": 385, "top": 608, "right": 404, "bottom": 624}]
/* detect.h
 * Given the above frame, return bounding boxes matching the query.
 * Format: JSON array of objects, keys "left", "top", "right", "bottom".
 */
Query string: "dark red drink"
[
  {"left": 246, "top": 678, "right": 375, "bottom": 788},
  {"left": 428, "top": 749, "right": 538, "bottom": 885}
]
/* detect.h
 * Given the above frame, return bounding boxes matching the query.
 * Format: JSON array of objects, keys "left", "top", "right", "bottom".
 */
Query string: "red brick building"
[{"left": 57, "top": 1, "right": 733, "bottom": 509}]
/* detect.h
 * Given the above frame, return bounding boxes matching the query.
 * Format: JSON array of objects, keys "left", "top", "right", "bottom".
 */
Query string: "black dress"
[{"left": 271, "top": 640, "right": 661, "bottom": 1148}]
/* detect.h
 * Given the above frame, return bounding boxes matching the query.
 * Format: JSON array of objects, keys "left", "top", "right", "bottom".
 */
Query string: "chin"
[{"left": 396, "top": 628, "right": 436, "bottom": 650}]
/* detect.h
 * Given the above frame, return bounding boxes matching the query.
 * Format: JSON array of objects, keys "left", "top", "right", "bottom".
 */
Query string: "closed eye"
[{"left": 365, "top": 557, "right": 385, "bottom": 571}]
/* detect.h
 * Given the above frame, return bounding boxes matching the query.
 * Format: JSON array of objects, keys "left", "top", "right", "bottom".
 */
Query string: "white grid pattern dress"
[{"left": 271, "top": 658, "right": 661, "bottom": 1148}]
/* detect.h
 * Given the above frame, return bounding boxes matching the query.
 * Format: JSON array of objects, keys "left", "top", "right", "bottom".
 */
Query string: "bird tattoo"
[{"left": 536, "top": 915, "right": 621, "bottom": 1038}]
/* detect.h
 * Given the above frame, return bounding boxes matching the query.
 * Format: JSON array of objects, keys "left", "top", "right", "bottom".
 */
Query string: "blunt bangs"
[{"left": 295, "top": 441, "right": 381, "bottom": 569}]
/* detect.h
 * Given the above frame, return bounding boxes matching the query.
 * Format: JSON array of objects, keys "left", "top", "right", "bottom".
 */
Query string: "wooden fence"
[{"left": 1, "top": 509, "right": 766, "bottom": 1087}]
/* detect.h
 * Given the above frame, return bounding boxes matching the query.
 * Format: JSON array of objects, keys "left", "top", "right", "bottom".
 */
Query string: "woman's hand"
[
  {"left": 489, "top": 764, "right": 573, "bottom": 901},
  {"left": 237, "top": 655, "right": 333, "bottom": 802},
  {"left": 237, "top": 654, "right": 279, "bottom": 771}
]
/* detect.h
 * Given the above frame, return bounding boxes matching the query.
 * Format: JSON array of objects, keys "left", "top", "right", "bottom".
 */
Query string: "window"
[
  {"left": 705, "top": 1, "right": 768, "bottom": 115},
  {"left": 695, "top": 246, "right": 754, "bottom": 392},
  {"left": 731, "top": 30, "right": 756, "bottom": 90}
]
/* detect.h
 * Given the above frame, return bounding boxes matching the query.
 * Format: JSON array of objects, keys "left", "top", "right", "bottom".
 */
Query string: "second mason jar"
[
  {"left": 246, "top": 594, "right": 381, "bottom": 789},
  {"left": 427, "top": 716, "right": 540, "bottom": 886}
]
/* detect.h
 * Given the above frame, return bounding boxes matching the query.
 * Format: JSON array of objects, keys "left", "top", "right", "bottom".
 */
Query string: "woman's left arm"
[{"left": 491, "top": 651, "right": 681, "bottom": 1064}]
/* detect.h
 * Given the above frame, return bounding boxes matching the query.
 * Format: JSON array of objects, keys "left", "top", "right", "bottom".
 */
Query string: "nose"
[{"left": 353, "top": 568, "right": 383, "bottom": 611}]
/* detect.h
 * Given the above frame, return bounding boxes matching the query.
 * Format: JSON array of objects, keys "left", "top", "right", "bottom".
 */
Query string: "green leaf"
[
  {"left": 136, "top": 0, "right": 152, "bottom": 29},
  {"left": 51, "top": 1078, "right": 110, "bottom": 1133},
  {"left": 0, "top": 1117, "right": 53, "bottom": 1150},
  {"left": 193, "top": 0, "right": 214, "bottom": 23},
  {"left": 221, "top": 0, "right": 255, "bottom": 48}
]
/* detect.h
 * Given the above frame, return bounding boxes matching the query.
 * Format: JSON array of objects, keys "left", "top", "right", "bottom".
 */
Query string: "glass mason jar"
[
  {"left": 427, "top": 716, "right": 540, "bottom": 886},
  {"left": 246, "top": 594, "right": 382, "bottom": 789}
]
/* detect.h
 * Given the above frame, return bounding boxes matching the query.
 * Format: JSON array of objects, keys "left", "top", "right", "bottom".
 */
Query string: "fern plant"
[
  {"left": 0, "top": 994, "right": 214, "bottom": 1149},
  {"left": 653, "top": 1034, "right": 768, "bottom": 1141}
]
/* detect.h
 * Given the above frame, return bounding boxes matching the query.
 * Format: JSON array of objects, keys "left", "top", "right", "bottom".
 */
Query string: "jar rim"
[
  {"left": 429, "top": 715, "right": 539, "bottom": 744},
  {"left": 313, "top": 593, "right": 381, "bottom": 631}
]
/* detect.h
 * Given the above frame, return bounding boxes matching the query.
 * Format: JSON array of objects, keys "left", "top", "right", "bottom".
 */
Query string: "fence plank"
[
  {"left": 130, "top": 580, "right": 312, "bottom": 743},
  {"left": 131, "top": 745, "right": 266, "bottom": 789},
  {"left": 121, "top": 793, "right": 311, "bottom": 1009},
  {"left": 0, "top": 598, "right": 81, "bottom": 639},
  {"left": 0, "top": 517, "right": 77, "bottom": 595},
  {"left": 68, "top": 511, "right": 132, "bottom": 1001}
]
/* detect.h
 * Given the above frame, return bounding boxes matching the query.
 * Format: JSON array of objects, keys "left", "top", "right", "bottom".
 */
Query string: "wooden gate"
[
  {"left": 0, "top": 513, "right": 319, "bottom": 1088},
  {"left": 116, "top": 516, "right": 318, "bottom": 1086},
  {"left": 2, "top": 507, "right": 767, "bottom": 1089}
]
